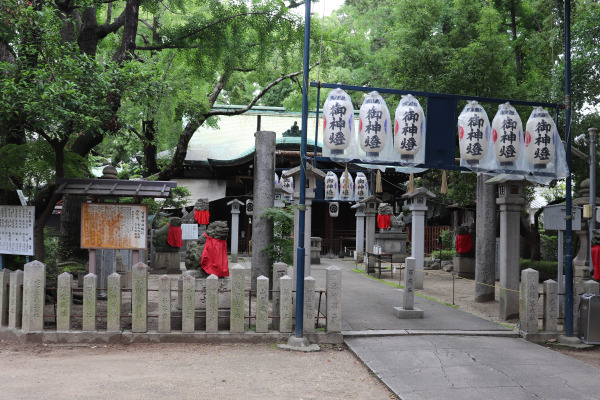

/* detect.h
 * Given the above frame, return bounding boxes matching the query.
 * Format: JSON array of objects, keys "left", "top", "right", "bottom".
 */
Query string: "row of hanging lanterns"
[
  {"left": 322, "top": 89, "right": 426, "bottom": 164},
  {"left": 321, "top": 88, "right": 566, "bottom": 179},
  {"left": 457, "top": 101, "right": 566, "bottom": 176},
  {"left": 324, "top": 171, "right": 369, "bottom": 201}
]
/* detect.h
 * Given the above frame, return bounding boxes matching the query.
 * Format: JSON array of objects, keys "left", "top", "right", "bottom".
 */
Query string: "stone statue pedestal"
[
  {"left": 375, "top": 231, "right": 408, "bottom": 262},
  {"left": 453, "top": 256, "right": 475, "bottom": 279},
  {"left": 152, "top": 251, "right": 181, "bottom": 273}
]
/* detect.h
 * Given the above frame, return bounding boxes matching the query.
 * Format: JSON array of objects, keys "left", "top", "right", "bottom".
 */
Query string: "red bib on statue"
[
  {"left": 195, "top": 210, "right": 210, "bottom": 225},
  {"left": 377, "top": 214, "right": 391, "bottom": 229},
  {"left": 166, "top": 224, "right": 183, "bottom": 247},
  {"left": 592, "top": 245, "right": 600, "bottom": 280},
  {"left": 456, "top": 233, "right": 473, "bottom": 254},
  {"left": 201, "top": 233, "right": 229, "bottom": 277}
]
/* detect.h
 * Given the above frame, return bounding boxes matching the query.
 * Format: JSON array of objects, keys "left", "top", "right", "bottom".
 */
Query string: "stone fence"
[
  {"left": 519, "top": 267, "right": 600, "bottom": 341},
  {"left": 0, "top": 261, "right": 342, "bottom": 344}
]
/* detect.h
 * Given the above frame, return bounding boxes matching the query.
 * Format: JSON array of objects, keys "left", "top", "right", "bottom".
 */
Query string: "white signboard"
[
  {"left": 81, "top": 204, "right": 147, "bottom": 250},
  {"left": 0, "top": 206, "right": 35, "bottom": 256},
  {"left": 181, "top": 224, "right": 199, "bottom": 240},
  {"left": 543, "top": 204, "right": 582, "bottom": 231}
]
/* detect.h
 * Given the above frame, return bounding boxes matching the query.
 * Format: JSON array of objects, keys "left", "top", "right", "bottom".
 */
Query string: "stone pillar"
[
  {"left": 230, "top": 264, "right": 245, "bottom": 333},
  {"left": 107, "top": 273, "right": 122, "bottom": 332},
  {"left": 83, "top": 273, "right": 97, "bottom": 332},
  {"left": 57, "top": 272, "right": 73, "bottom": 332},
  {"left": 326, "top": 266, "right": 342, "bottom": 333},
  {"left": 279, "top": 275, "right": 293, "bottom": 333},
  {"left": 256, "top": 275, "right": 269, "bottom": 333},
  {"left": 8, "top": 270, "right": 23, "bottom": 329},
  {"left": 410, "top": 207, "right": 426, "bottom": 289},
  {"left": 182, "top": 275, "right": 195, "bottom": 333},
  {"left": 131, "top": 263, "right": 148, "bottom": 333},
  {"left": 0, "top": 269, "right": 11, "bottom": 326},
  {"left": 272, "top": 262, "right": 290, "bottom": 329},
  {"left": 365, "top": 206, "right": 377, "bottom": 259},
  {"left": 475, "top": 173, "right": 497, "bottom": 302},
  {"left": 206, "top": 275, "right": 219, "bottom": 333},
  {"left": 352, "top": 204, "right": 366, "bottom": 262},
  {"left": 22, "top": 260, "right": 45, "bottom": 332},
  {"left": 303, "top": 276, "right": 316, "bottom": 334},
  {"left": 393, "top": 257, "right": 424, "bottom": 318},
  {"left": 520, "top": 268, "right": 539, "bottom": 334},
  {"left": 227, "top": 199, "right": 244, "bottom": 263},
  {"left": 497, "top": 192, "right": 525, "bottom": 320},
  {"left": 158, "top": 275, "right": 171, "bottom": 333},
  {"left": 252, "top": 131, "right": 276, "bottom": 291},
  {"left": 543, "top": 279, "right": 558, "bottom": 332}
]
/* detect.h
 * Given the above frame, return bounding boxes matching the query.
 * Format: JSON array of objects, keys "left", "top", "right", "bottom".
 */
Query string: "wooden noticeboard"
[{"left": 81, "top": 203, "right": 147, "bottom": 250}]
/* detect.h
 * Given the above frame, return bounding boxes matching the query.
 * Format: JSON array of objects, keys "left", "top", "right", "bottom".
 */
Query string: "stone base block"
[
  {"left": 152, "top": 252, "right": 181, "bottom": 273},
  {"left": 574, "top": 265, "right": 591, "bottom": 280},
  {"left": 392, "top": 307, "right": 424, "bottom": 319},
  {"left": 170, "top": 309, "right": 231, "bottom": 331},
  {"left": 453, "top": 256, "right": 475, "bottom": 279}
]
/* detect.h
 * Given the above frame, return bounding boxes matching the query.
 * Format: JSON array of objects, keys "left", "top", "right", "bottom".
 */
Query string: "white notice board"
[
  {"left": 81, "top": 203, "right": 147, "bottom": 250},
  {"left": 0, "top": 205, "right": 35, "bottom": 256},
  {"left": 181, "top": 224, "right": 199, "bottom": 240}
]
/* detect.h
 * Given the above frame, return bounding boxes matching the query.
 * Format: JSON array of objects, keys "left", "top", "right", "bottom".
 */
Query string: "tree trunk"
[
  {"left": 143, "top": 119, "right": 158, "bottom": 176},
  {"left": 57, "top": 195, "right": 88, "bottom": 261}
]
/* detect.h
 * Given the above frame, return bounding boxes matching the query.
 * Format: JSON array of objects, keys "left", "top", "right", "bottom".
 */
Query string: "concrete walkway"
[{"left": 310, "top": 258, "right": 600, "bottom": 400}]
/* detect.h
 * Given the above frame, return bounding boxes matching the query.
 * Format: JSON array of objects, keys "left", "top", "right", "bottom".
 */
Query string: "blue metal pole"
[
  {"left": 564, "top": 0, "right": 574, "bottom": 337},
  {"left": 295, "top": 0, "right": 311, "bottom": 338}
]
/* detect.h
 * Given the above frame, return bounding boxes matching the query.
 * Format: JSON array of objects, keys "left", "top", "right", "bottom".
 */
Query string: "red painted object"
[
  {"left": 201, "top": 233, "right": 229, "bottom": 277},
  {"left": 195, "top": 209, "right": 210, "bottom": 225},
  {"left": 166, "top": 223, "right": 183, "bottom": 248}
]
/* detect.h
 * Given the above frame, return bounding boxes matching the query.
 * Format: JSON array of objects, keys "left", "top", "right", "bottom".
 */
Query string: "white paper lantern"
[
  {"left": 274, "top": 173, "right": 279, "bottom": 186},
  {"left": 354, "top": 172, "right": 369, "bottom": 201},
  {"left": 281, "top": 172, "right": 294, "bottom": 200},
  {"left": 328, "top": 202, "right": 339, "bottom": 218},
  {"left": 339, "top": 172, "right": 354, "bottom": 201},
  {"left": 323, "top": 88, "right": 354, "bottom": 154},
  {"left": 458, "top": 101, "right": 490, "bottom": 164},
  {"left": 245, "top": 199, "right": 253, "bottom": 217},
  {"left": 525, "top": 107, "right": 556, "bottom": 168},
  {"left": 359, "top": 91, "right": 391, "bottom": 157},
  {"left": 394, "top": 94, "right": 424, "bottom": 160},
  {"left": 492, "top": 102, "right": 523, "bottom": 166},
  {"left": 324, "top": 171, "right": 339, "bottom": 200}
]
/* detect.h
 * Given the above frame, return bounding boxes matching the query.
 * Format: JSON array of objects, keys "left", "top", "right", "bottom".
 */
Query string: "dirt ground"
[{"left": 0, "top": 341, "right": 395, "bottom": 399}]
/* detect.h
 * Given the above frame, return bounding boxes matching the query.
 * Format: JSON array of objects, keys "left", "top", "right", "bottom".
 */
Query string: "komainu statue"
[
  {"left": 152, "top": 217, "right": 182, "bottom": 252},
  {"left": 185, "top": 221, "right": 229, "bottom": 277}
]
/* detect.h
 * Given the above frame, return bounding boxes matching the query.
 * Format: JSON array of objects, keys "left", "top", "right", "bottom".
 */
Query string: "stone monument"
[{"left": 185, "top": 221, "right": 230, "bottom": 278}]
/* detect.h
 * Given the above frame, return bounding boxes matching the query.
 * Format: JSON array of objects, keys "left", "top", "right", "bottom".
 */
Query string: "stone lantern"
[
  {"left": 486, "top": 174, "right": 534, "bottom": 320},
  {"left": 351, "top": 202, "right": 367, "bottom": 262},
  {"left": 227, "top": 199, "right": 244, "bottom": 263},
  {"left": 402, "top": 188, "right": 436, "bottom": 289},
  {"left": 274, "top": 183, "right": 293, "bottom": 208},
  {"left": 359, "top": 195, "right": 382, "bottom": 268},
  {"left": 282, "top": 163, "right": 326, "bottom": 280}
]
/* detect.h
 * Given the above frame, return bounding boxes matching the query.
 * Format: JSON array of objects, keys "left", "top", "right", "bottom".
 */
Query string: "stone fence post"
[
  {"left": 22, "top": 260, "right": 46, "bottom": 333},
  {"left": 303, "top": 277, "right": 316, "bottom": 334},
  {"left": 520, "top": 268, "right": 539, "bottom": 334},
  {"left": 132, "top": 263, "right": 148, "bottom": 333},
  {"left": 57, "top": 272, "right": 73, "bottom": 332},
  {"left": 0, "top": 269, "right": 11, "bottom": 326},
  {"left": 326, "top": 266, "right": 342, "bottom": 333},
  {"left": 543, "top": 279, "right": 558, "bottom": 333},
  {"left": 230, "top": 264, "right": 245, "bottom": 333}
]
